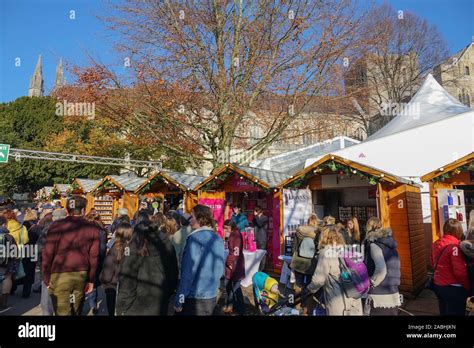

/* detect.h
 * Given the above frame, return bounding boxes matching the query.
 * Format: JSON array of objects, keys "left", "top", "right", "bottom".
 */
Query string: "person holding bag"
[{"left": 305, "top": 225, "right": 363, "bottom": 316}]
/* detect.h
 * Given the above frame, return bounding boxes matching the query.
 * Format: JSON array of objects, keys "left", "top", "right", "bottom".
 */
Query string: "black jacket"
[
  {"left": 253, "top": 214, "right": 269, "bottom": 249},
  {"left": 115, "top": 228, "right": 178, "bottom": 315}
]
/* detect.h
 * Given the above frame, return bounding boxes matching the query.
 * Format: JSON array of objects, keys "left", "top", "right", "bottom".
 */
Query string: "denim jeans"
[
  {"left": 86, "top": 287, "right": 98, "bottom": 311},
  {"left": 224, "top": 278, "right": 244, "bottom": 315}
]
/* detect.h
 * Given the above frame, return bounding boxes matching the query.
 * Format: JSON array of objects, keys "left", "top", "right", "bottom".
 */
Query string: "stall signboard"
[
  {"left": 229, "top": 174, "right": 261, "bottom": 192},
  {"left": 199, "top": 196, "right": 225, "bottom": 238},
  {"left": 282, "top": 188, "right": 313, "bottom": 237},
  {"left": 321, "top": 174, "right": 368, "bottom": 188}
]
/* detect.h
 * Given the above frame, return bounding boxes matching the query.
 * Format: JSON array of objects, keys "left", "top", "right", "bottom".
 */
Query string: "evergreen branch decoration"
[
  {"left": 67, "top": 181, "right": 81, "bottom": 194},
  {"left": 200, "top": 169, "right": 272, "bottom": 193},
  {"left": 286, "top": 161, "right": 385, "bottom": 188},
  {"left": 432, "top": 161, "right": 474, "bottom": 182}
]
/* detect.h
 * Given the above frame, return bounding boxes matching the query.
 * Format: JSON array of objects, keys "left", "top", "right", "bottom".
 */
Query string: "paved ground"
[{"left": 0, "top": 271, "right": 463, "bottom": 316}]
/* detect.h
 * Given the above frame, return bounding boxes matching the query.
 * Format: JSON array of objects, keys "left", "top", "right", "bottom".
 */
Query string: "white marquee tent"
[{"left": 305, "top": 74, "right": 473, "bottom": 179}]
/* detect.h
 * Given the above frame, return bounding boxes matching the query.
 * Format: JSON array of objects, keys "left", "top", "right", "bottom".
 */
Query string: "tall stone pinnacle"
[
  {"left": 28, "top": 55, "right": 44, "bottom": 97},
  {"left": 54, "top": 57, "right": 64, "bottom": 90}
]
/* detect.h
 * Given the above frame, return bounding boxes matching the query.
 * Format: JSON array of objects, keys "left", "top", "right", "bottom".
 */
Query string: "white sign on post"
[{"left": 282, "top": 188, "right": 313, "bottom": 236}]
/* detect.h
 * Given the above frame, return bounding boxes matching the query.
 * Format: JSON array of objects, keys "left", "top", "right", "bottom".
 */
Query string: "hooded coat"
[
  {"left": 7, "top": 219, "right": 29, "bottom": 246},
  {"left": 364, "top": 228, "right": 401, "bottom": 295},
  {"left": 115, "top": 228, "right": 178, "bottom": 315}
]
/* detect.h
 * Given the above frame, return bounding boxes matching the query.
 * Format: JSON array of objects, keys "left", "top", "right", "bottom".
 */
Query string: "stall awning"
[
  {"left": 54, "top": 184, "right": 71, "bottom": 194},
  {"left": 135, "top": 170, "right": 205, "bottom": 193},
  {"left": 195, "top": 163, "right": 289, "bottom": 191},
  {"left": 73, "top": 178, "right": 102, "bottom": 193},
  {"left": 249, "top": 136, "right": 360, "bottom": 175},
  {"left": 280, "top": 154, "right": 419, "bottom": 188},
  {"left": 421, "top": 152, "right": 474, "bottom": 182},
  {"left": 92, "top": 174, "right": 148, "bottom": 193}
]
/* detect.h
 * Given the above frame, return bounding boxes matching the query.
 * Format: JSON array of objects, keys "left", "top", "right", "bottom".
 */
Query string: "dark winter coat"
[
  {"left": 42, "top": 216, "right": 100, "bottom": 286},
  {"left": 115, "top": 228, "right": 178, "bottom": 315},
  {"left": 0, "top": 226, "right": 19, "bottom": 274},
  {"left": 99, "top": 243, "right": 122, "bottom": 290},
  {"left": 252, "top": 214, "right": 268, "bottom": 249},
  {"left": 341, "top": 228, "right": 360, "bottom": 245},
  {"left": 225, "top": 229, "right": 245, "bottom": 281}
]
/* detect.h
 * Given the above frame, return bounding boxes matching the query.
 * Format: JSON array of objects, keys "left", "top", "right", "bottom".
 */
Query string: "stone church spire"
[
  {"left": 54, "top": 57, "right": 64, "bottom": 90},
  {"left": 28, "top": 55, "right": 44, "bottom": 97}
]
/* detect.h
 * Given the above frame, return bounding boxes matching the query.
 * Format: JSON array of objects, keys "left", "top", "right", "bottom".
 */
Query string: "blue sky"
[{"left": 0, "top": 0, "right": 472, "bottom": 102}]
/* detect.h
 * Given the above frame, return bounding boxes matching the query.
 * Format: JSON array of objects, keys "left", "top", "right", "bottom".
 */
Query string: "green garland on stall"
[
  {"left": 67, "top": 181, "right": 81, "bottom": 194},
  {"left": 139, "top": 176, "right": 162, "bottom": 194},
  {"left": 139, "top": 175, "right": 182, "bottom": 194},
  {"left": 286, "top": 160, "right": 383, "bottom": 188},
  {"left": 97, "top": 180, "right": 117, "bottom": 191},
  {"left": 432, "top": 161, "right": 474, "bottom": 183},
  {"left": 49, "top": 187, "right": 61, "bottom": 199}
]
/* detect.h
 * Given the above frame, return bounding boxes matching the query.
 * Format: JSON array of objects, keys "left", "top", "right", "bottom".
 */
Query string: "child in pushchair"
[{"left": 252, "top": 272, "right": 301, "bottom": 316}]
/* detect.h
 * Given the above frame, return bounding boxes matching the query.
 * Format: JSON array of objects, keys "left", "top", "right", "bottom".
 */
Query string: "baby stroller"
[{"left": 252, "top": 272, "right": 302, "bottom": 316}]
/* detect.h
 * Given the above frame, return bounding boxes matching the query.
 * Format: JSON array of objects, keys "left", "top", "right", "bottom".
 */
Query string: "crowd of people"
[{"left": 0, "top": 195, "right": 473, "bottom": 316}]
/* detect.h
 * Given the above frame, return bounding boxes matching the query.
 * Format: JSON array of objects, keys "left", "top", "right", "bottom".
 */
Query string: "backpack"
[
  {"left": 0, "top": 233, "right": 8, "bottom": 266},
  {"left": 298, "top": 237, "right": 316, "bottom": 259},
  {"left": 338, "top": 252, "right": 370, "bottom": 299}
]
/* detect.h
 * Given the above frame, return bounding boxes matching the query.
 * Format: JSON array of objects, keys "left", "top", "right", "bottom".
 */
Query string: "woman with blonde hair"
[
  {"left": 342, "top": 217, "right": 361, "bottom": 245},
  {"left": 363, "top": 217, "right": 401, "bottom": 315},
  {"left": 306, "top": 225, "right": 363, "bottom": 315}
]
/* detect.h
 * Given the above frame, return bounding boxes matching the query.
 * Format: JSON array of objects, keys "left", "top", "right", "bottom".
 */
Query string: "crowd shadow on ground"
[{"left": 1, "top": 270, "right": 442, "bottom": 316}]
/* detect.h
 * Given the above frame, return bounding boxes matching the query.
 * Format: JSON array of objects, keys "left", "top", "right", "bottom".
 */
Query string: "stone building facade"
[{"left": 433, "top": 42, "right": 474, "bottom": 108}]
